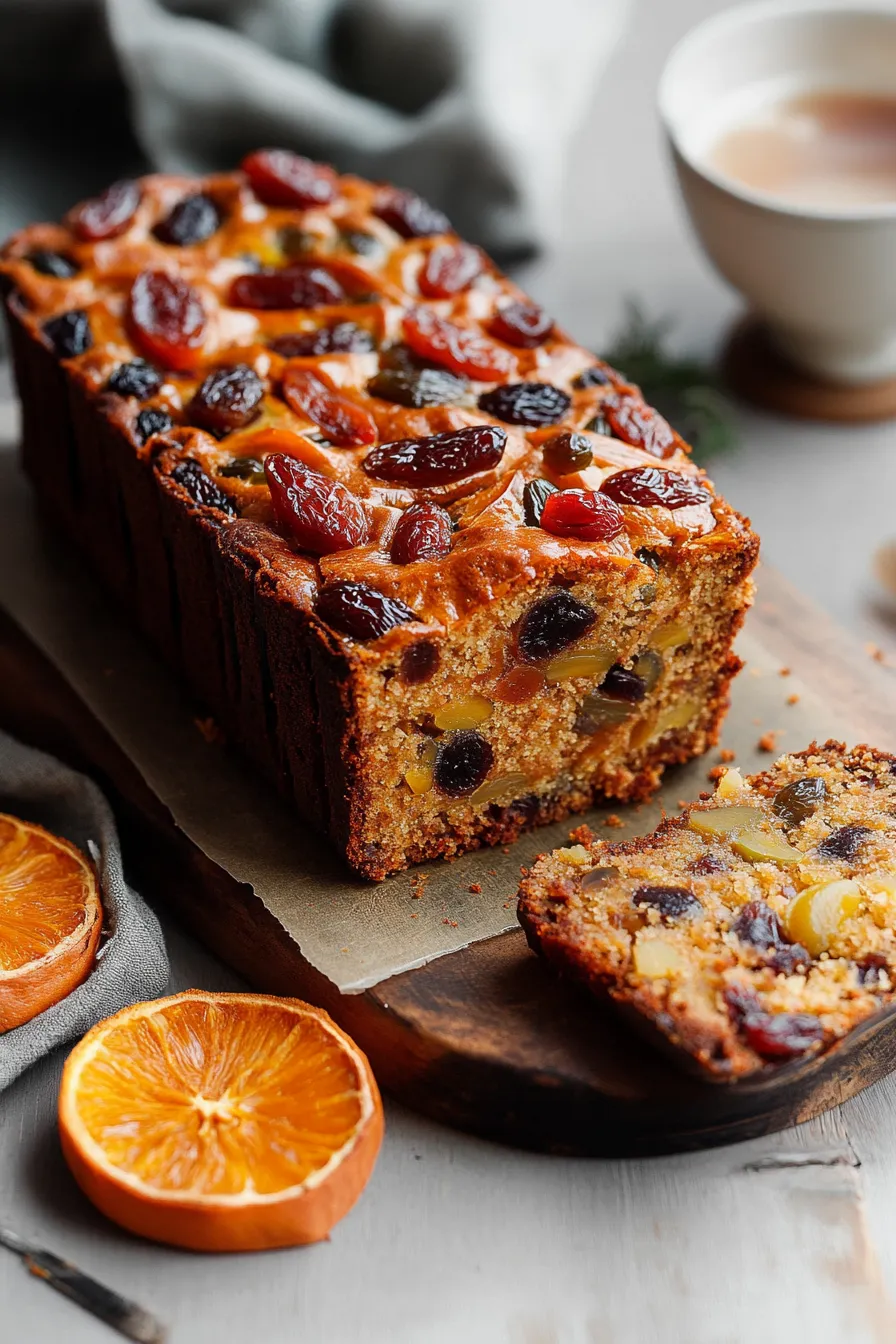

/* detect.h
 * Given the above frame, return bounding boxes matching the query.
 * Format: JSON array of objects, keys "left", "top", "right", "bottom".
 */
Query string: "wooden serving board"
[{"left": 2, "top": 570, "right": 896, "bottom": 1157}]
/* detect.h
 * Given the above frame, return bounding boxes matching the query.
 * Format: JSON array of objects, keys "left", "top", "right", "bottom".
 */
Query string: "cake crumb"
[
  {"left": 442, "top": 918, "right": 459, "bottom": 928},
  {"left": 503, "top": 901, "right": 512, "bottom": 909},
  {"left": 779, "top": 666, "right": 791, "bottom": 677},
  {"left": 468, "top": 882, "right": 482, "bottom": 894},
  {"left": 410, "top": 912, "right": 418, "bottom": 918},
  {"left": 719, "top": 748, "right": 736, "bottom": 763},
  {"left": 757, "top": 730, "right": 780, "bottom": 752},
  {"left": 786, "top": 693, "right": 800, "bottom": 706},
  {"left": 488, "top": 868, "right": 497, "bottom": 876},
  {"left": 604, "top": 814, "right": 624, "bottom": 828},
  {"left": 569, "top": 824, "right": 595, "bottom": 845},
  {"left": 866, "top": 642, "right": 887, "bottom": 664},
  {"left": 707, "top": 765, "right": 726, "bottom": 783}
]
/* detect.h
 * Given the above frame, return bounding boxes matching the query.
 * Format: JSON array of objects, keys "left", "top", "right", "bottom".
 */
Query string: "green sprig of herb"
[{"left": 603, "top": 300, "right": 739, "bottom": 464}]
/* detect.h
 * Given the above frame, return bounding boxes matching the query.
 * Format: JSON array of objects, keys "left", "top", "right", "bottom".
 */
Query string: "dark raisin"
[
  {"left": 478, "top": 381, "right": 571, "bottom": 427},
  {"left": 585, "top": 413, "right": 612, "bottom": 436},
  {"left": 218, "top": 456, "right": 266, "bottom": 483},
  {"left": 768, "top": 944, "right": 811, "bottom": 975},
  {"left": 170, "top": 458, "right": 236, "bottom": 514},
  {"left": 28, "top": 250, "right": 78, "bottom": 278},
  {"left": 539, "top": 490, "right": 625, "bottom": 542},
  {"left": 270, "top": 323, "right": 374, "bottom": 357},
  {"left": 339, "top": 229, "right": 380, "bottom": 257},
  {"left": 581, "top": 866, "right": 619, "bottom": 891},
  {"left": 517, "top": 591, "right": 596, "bottom": 663},
  {"left": 632, "top": 885, "right": 701, "bottom": 919},
  {"left": 265, "top": 457, "right": 369, "bottom": 553},
  {"left": 542, "top": 431, "right": 593, "bottom": 474},
  {"left": 367, "top": 366, "right": 467, "bottom": 408},
  {"left": 723, "top": 984, "right": 763, "bottom": 1023},
  {"left": 772, "top": 777, "right": 827, "bottom": 827},
  {"left": 600, "top": 467, "right": 711, "bottom": 509},
  {"left": 401, "top": 640, "right": 440, "bottom": 684},
  {"left": 229, "top": 264, "right": 345, "bottom": 310},
  {"left": 817, "top": 825, "right": 872, "bottom": 861},
  {"left": 741, "top": 1012, "right": 824, "bottom": 1060},
  {"left": 43, "top": 310, "right": 92, "bottom": 357},
  {"left": 390, "top": 503, "right": 453, "bottom": 564},
  {"left": 855, "top": 953, "right": 890, "bottom": 986},
  {"left": 135, "top": 406, "right": 174, "bottom": 444},
  {"left": 154, "top": 193, "right": 222, "bottom": 246},
  {"left": 374, "top": 187, "right": 450, "bottom": 238},
  {"left": 688, "top": 853, "right": 728, "bottom": 875},
  {"left": 599, "top": 664, "right": 647, "bottom": 703},
  {"left": 107, "top": 359, "right": 162, "bottom": 400},
  {"left": 488, "top": 302, "right": 554, "bottom": 348},
  {"left": 433, "top": 730, "right": 494, "bottom": 797},
  {"left": 362, "top": 424, "right": 506, "bottom": 486},
  {"left": 189, "top": 364, "right": 264, "bottom": 435},
  {"left": 573, "top": 365, "right": 613, "bottom": 389},
  {"left": 731, "top": 900, "right": 785, "bottom": 950},
  {"left": 523, "top": 478, "right": 558, "bottom": 527},
  {"left": 278, "top": 226, "right": 317, "bottom": 259},
  {"left": 316, "top": 581, "right": 419, "bottom": 641},
  {"left": 636, "top": 548, "right": 662, "bottom": 574}
]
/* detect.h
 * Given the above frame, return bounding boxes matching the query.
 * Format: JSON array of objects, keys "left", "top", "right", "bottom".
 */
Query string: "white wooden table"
[{"left": 5, "top": 2, "right": 896, "bottom": 1340}]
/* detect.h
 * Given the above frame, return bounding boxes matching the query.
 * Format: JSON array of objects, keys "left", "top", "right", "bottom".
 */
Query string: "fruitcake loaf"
[
  {"left": 519, "top": 742, "right": 896, "bottom": 1079},
  {"left": 0, "top": 151, "right": 758, "bottom": 880}
]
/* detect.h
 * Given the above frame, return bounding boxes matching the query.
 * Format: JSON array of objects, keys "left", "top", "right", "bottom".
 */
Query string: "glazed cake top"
[{"left": 0, "top": 151, "right": 755, "bottom": 642}]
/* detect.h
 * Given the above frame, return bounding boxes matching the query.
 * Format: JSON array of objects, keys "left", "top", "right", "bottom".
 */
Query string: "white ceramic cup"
[{"left": 659, "top": 2, "right": 896, "bottom": 385}]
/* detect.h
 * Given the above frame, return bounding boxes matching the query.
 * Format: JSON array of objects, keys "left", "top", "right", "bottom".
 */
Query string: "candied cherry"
[
  {"left": 189, "top": 364, "right": 264, "bottom": 435},
  {"left": 402, "top": 308, "right": 514, "bottom": 381},
  {"left": 599, "top": 467, "right": 711, "bottom": 509},
  {"left": 242, "top": 149, "right": 337, "bottom": 208},
  {"left": 390, "top": 503, "right": 453, "bottom": 564},
  {"left": 363, "top": 424, "right": 506, "bottom": 486},
  {"left": 522, "top": 478, "right": 558, "bottom": 527},
  {"left": 170, "top": 458, "right": 236, "bottom": 514},
  {"left": 374, "top": 186, "right": 450, "bottom": 238},
  {"left": 542, "top": 431, "right": 593, "bottom": 474},
  {"left": 517, "top": 591, "right": 596, "bottom": 663},
  {"left": 602, "top": 394, "right": 679, "bottom": 459},
  {"left": 433, "top": 730, "right": 494, "bottom": 797},
  {"left": 229, "top": 263, "right": 345, "bottom": 310},
  {"left": 43, "top": 310, "right": 92, "bottom": 358},
  {"left": 488, "top": 302, "right": 554, "bottom": 349},
  {"left": 135, "top": 406, "right": 174, "bottom": 444},
  {"left": 688, "top": 853, "right": 728, "bottom": 876},
  {"left": 367, "top": 365, "right": 467, "bottom": 408},
  {"left": 154, "top": 193, "right": 222, "bottom": 247},
  {"left": 129, "top": 269, "right": 207, "bottom": 371},
  {"left": 107, "top": 359, "right": 162, "bottom": 399},
  {"left": 281, "top": 365, "right": 377, "bottom": 447},
  {"left": 69, "top": 179, "right": 140, "bottom": 241},
  {"left": 632, "top": 885, "right": 701, "bottom": 920},
  {"left": 478, "top": 382, "right": 570, "bottom": 427},
  {"left": 773, "top": 777, "right": 826, "bottom": 827},
  {"left": 401, "top": 640, "right": 440, "bottom": 683},
  {"left": 316, "top": 581, "right": 418, "bottom": 640},
  {"left": 264, "top": 455, "right": 369, "bottom": 554},
  {"left": 271, "top": 323, "right": 373, "bottom": 357},
  {"left": 419, "top": 241, "right": 483, "bottom": 298},
  {"left": 817, "top": 825, "right": 872, "bottom": 861},
  {"left": 539, "top": 489, "right": 624, "bottom": 543},
  {"left": 28, "top": 250, "right": 78, "bottom": 279}
]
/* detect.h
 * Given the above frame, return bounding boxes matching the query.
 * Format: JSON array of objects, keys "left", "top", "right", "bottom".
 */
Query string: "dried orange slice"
[
  {"left": 0, "top": 813, "right": 101, "bottom": 1032},
  {"left": 59, "top": 991, "right": 384, "bottom": 1251}
]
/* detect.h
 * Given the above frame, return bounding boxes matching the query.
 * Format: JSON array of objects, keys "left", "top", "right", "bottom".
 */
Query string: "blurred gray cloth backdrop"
[{"left": 0, "top": 0, "right": 629, "bottom": 263}]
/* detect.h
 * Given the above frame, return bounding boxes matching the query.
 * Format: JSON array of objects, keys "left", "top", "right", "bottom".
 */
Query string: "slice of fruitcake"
[{"left": 518, "top": 741, "right": 896, "bottom": 1078}]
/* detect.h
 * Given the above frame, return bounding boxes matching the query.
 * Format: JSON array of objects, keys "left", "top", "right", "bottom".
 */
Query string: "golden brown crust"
[{"left": 519, "top": 741, "right": 896, "bottom": 1079}]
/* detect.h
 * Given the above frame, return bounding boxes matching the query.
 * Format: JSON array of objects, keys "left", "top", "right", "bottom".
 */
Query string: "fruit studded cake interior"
[{"left": 0, "top": 151, "right": 758, "bottom": 878}]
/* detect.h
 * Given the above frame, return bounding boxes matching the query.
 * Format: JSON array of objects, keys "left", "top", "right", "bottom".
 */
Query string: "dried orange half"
[
  {"left": 59, "top": 991, "right": 384, "bottom": 1251},
  {"left": 0, "top": 812, "right": 102, "bottom": 1032}
]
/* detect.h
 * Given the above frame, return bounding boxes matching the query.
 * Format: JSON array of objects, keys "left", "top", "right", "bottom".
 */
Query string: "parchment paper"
[{"left": 0, "top": 445, "right": 858, "bottom": 992}]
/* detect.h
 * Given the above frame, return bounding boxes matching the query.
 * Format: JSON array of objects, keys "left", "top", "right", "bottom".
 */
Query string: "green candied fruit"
[
  {"left": 730, "top": 829, "right": 804, "bottom": 865},
  {"left": 574, "top": 690, "right": 635, "bottom": 734},
  {"left": 772, "top": 777, "right": 827, "bottom": 827},
  {"left": 581, "top": 865, "right": 620, "bottom": 891},
  {"left": 218, "top": 456, "right": 266, "bottom": 485},
  {"left": 367, "top": 366, "right": 468, "bottom": 409},
  {"left": 688, "top": 806, "right": 765, "bottom": 838},
  {"left": 632, "top": 649, "right": 663, "bottom": 692}
]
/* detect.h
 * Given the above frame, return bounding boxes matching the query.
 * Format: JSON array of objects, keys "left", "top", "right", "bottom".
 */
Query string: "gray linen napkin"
[
  {"left": 105, "top": 0, "right": 630, "bottom": 262},
  {"left": 0, "top": 729, "right": 169, "bottom": 1090}
]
